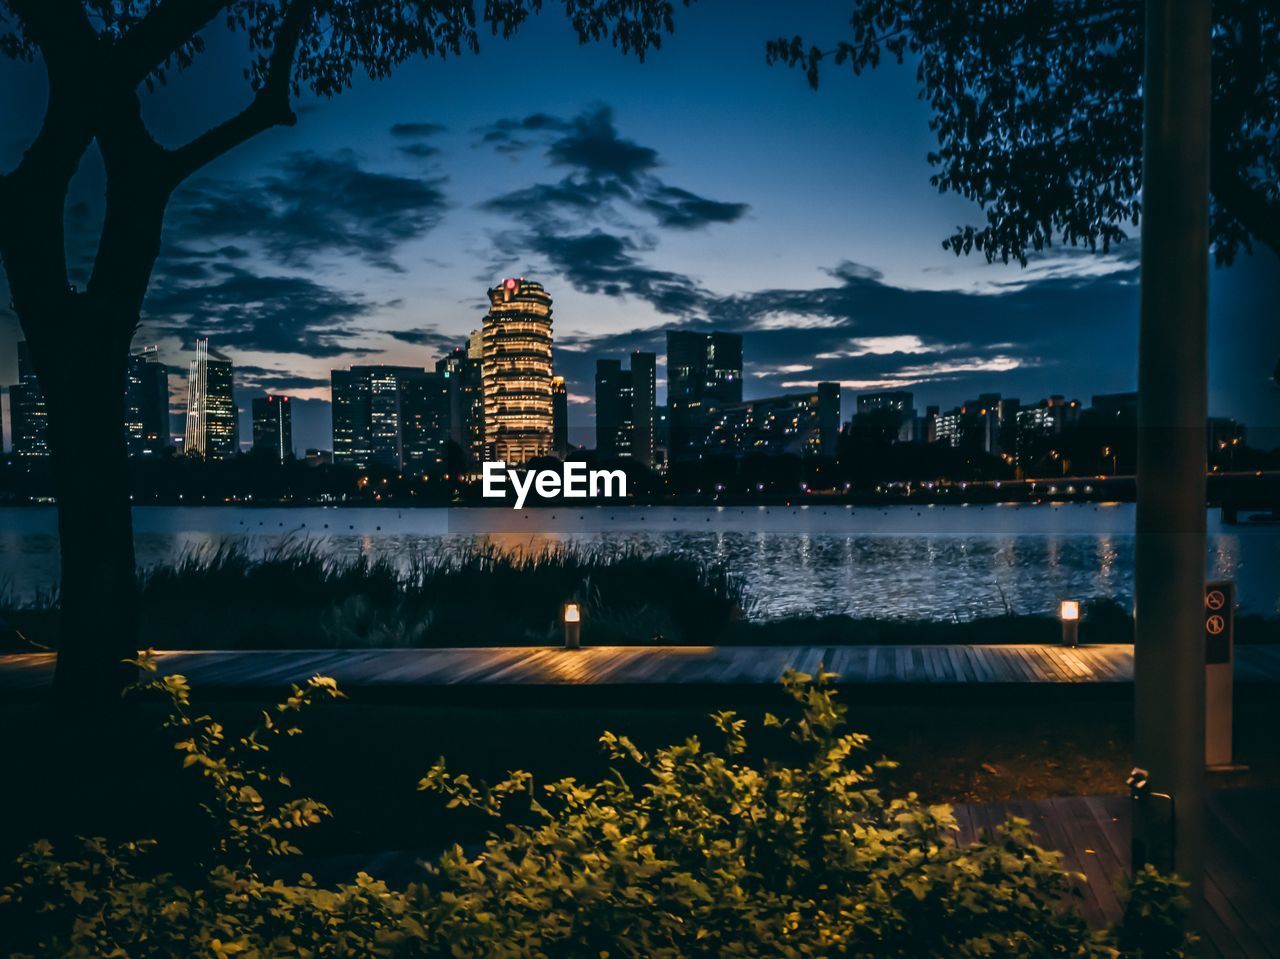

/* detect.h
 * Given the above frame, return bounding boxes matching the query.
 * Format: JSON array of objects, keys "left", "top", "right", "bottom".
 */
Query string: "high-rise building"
[
  {"left": 330, "top": 365, "right": 440, "bottom": 471},
  {"left": 367, "top": 367, "right": 406, "bottom": 468},
  {"left": 436, "top": 346, "right": 485, "bottom": 469},
  {"left": 125, "top": 346, "right": 171, "bottom": 456},
  {"left": 251, "top": 395, "right": 293, "bottom": 463},
  {"left": 551, "top": 376, "right": 569, "bottom": 458},
  {"left": 595, "top": 359, "right": 633, "bottom": 459},
  {"left": 856, "top": 390, "right": 916, "bottom": 444},
  {"left": 399, "top": 371, "right": 450, "bottom": 473},
  {"left": 9, "top": 341, "right": 50, "bottom": 459},
  {"left": 594, "top": 351, "right": 657, "bottom": 465},
  {"left": 482, "top": 278, "right": 554, "bottom": 464},
  {"left": 331, "top": 368, "right": 372, "bottom": 466},
  {"left": 182, "top": 339, "right": 237, "bottom": 460},
  {"left": 630, "top": 351, "right": 657, "bottom": 468},
  {"left": 707, "top": 384, "right": 840, "bottom": 458},
  {"left": 666, "top": 330, "right": 742, "bottom": 460}
]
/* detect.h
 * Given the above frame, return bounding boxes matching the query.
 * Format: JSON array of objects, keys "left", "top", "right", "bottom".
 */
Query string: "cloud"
[
  {"left": 169, "top": 150, "right": 448, "bottom": 272},
  {"left": 390, "top": 121, "right": 448, "bottom": 161},
  {"left": 477, "top": 104, "right": 748, "bottom": 316},
  {"left": 383, "top": 327, "right": 467, "bottom": 354},
  {"left": 639, "top": 185, "right": 749, "bottom": 230},
  {"left": 235, "top": 365, "right": 332, "bottom": 393},
  {"left": 143, "top": 265, "right": 375, "bottom": 358},
  {"left": 390, "top": 122, "right": 448, "bottom": 138},
  {"left": 551, "top": 254, "right": 1139, "bottom": 420}
]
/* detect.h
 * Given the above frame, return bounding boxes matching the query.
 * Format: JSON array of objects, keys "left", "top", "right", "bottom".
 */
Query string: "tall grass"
[{"left": 129, "top": 539, "right": 751, "bottom": 650}]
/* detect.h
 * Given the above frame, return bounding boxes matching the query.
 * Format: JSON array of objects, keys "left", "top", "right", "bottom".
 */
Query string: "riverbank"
[{"left": 5, "top": 543, "right": 1277, "bottom": 651}]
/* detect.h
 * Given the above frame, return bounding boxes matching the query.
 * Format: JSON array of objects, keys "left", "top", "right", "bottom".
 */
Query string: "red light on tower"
[{"left": 504, "top": 277, "right": 518, "bottom": 291}]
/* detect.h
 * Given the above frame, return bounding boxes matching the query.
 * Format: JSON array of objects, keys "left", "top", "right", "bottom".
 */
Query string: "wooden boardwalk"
[
  {"left": 957, "top": 791, "right": 1280, "bottom": 958},
  {"left": 2, "top": 644, "right": 1279, "bottom": 694}
]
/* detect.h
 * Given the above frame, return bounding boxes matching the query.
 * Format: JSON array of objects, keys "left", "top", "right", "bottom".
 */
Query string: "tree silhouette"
[
  {"left": 0, "top": 0, "right": 689, "bottom": 704},
  {"left": 768, "top": 1, "right": 1278, "bottom": 266}
]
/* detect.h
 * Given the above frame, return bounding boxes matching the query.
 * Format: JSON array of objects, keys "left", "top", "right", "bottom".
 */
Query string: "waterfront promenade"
[{"left": 2, "top": 643, "right": 1279, "bottom": 696}]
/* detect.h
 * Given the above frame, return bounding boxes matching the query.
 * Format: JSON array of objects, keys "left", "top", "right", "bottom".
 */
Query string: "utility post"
[{"left": 1133, "top": 0, "right": 1211, "bottom": 905}]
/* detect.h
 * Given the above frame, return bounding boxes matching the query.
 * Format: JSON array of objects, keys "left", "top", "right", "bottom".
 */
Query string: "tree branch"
[
  {"left": 164, "top": 0, "right": 315, "bottom": 184},
  {"left": 1210, "top": 144, "right": 1280, "bottom": 260},
  {"left": 111, "top": 0, "right": 231, "bottom": 90},
  {"left": 87, "top": 88, "right": 172, "bottom": 316}
]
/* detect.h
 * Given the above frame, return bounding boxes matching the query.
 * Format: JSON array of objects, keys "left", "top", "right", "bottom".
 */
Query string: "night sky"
[{"left": 2, "top": 1, "right": 1277, "bottom": 453}]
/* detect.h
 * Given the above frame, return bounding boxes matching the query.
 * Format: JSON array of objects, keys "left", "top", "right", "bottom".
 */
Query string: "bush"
[{"left": 1, "top": 656, "right": 1195, "bottom": 958}]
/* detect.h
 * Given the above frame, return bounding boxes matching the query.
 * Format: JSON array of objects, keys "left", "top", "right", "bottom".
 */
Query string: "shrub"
[{"left": 0, "top": 657, "right": 1195, "bottom": 958}]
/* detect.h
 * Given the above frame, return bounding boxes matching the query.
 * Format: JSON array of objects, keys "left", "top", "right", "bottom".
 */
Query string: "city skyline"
[
  {"left": 0, "top": 2, "right": 1276, "bottom": 454},
  {"left": 0, "top": 321, "right": 1266, "bottom": 464}
]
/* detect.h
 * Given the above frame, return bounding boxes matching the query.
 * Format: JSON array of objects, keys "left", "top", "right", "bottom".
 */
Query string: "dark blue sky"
[{"left": 2, "top": 0, "right": 1277, "bottom": 452}]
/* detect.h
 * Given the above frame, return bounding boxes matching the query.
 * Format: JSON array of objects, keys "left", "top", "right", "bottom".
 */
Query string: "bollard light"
[
  {"left": 1059, "top": 599, "right": 1080, "bottom": 647},
  {"left": 563, "top": 602, "right": 581, "bottom": 650}
]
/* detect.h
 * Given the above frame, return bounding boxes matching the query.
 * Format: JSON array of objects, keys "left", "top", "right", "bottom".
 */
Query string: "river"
[{"left": 1, "top": 504, "right": 1277, "bottom": 620}]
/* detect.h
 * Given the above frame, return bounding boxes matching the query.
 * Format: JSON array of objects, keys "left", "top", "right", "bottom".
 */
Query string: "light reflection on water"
[{"left": 1, "top": 504, "right": 1277, "bottom": 621}]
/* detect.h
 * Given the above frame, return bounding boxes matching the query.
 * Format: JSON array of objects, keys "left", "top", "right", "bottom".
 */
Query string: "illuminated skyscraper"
[
  {"left": 666, "top": 330, "right": 742, "bottom": 460},
  {"left": 125, "top": 346, "right": 172, "bottom": 456},
  {"left": 251, "top": 395, "right": 293, "bottom": 463},
  {"left": 436, "top": 346, "right": 485, "bottom": 469},
  {"left": 330, "top": 365, "right": 448, "bottom": 471},
  {"left": 8, "top": 341, "right": 49, "bottom": 459},
  {"left": 482, "top": 278, "right": 554, "bottom": 464},
  {"left": 551, "top": 375, "right": 569, "bottom": 459},
  {"left": 182, "top": 339, "right": 237, "bottom": 460}
]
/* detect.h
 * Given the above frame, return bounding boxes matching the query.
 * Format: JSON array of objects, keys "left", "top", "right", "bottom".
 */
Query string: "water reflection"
[{"left": 1, "top": 505, "right": 1277, "bottom": 620}]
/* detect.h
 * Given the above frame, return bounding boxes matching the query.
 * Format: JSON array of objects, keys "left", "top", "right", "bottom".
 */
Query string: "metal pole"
[{"left": 1134, "top": 0, "right": 1211, "bottom": 903}]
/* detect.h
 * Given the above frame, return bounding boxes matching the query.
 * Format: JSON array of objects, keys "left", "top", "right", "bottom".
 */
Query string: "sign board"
[
  {"left": 1204, "top": 580, "right": 1234, "bottom": 664},
  {"left": 1205, "top": 580, "right": 1235, "bottom": 768}
]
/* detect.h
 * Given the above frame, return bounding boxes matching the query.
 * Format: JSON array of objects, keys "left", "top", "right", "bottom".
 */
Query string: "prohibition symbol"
[
  {"left": 1206, "top": 589, "right": 1226, "bottom": 611},
  {"left": 1206, "top": 614, "right": 1226, "bottom": 635}
]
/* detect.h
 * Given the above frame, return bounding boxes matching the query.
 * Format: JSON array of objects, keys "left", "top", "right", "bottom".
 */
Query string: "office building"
[
  {"left": 125, "top": 346, "right": 171, "bottom": 456},
  {"left": 551, "top": 375, "right": 569, "bottom": 459},
  {"left": 330, "top": 365, "right": 444, "bottom": 471},
  {"left": 595, "top": 359, "right": 633, "bottom": 459},
  {"left": 436, "top": 346, "right": 485, "bottom": 469},
  {"left": 707, "top": 383, "right": 841, "bottom": 458},
  {"left": 630, "top": 351, "right": 657, "bottom": 467},
  {"left": 666, "top": 330, "right": 742, "bottom": 460},
  {"left": 482, "top": 278, "right": 554, "bottom": 464},
  {"left": 182, "top": 339, "right": 237, "bottom": 460},
  {"left": 331, "top": 368, "right": 372, "bottom": 466},
  {"left": 9, "top": 341, "right": 50, "bottom": 459},
  {"left": 399, "top": 371, "right": 450, "bottom": 473},
  {"left": 1015, "top": 396, "right": 1080, "bottom": 465},
  {"left": 251, "top": 395, "right": 293, "bottom": 463},
  {"left": 594, "top": 351, "right": 658, "bottom": 465},
  {"left": 856, "top": 390, "right": 917, "bottom": 443}
]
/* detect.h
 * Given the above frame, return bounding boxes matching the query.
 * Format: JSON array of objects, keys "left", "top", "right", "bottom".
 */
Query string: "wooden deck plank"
[
  {"left": 952, "top": 791, "right": 1280, "bottom": 954},
  {"left": 4, "top": 645, "right": 1279, "bottom": 691}
]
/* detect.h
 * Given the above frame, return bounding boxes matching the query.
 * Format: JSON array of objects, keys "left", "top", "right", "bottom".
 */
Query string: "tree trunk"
[{"left": 30, "top": 318, "right": 141, "bottom": 706}]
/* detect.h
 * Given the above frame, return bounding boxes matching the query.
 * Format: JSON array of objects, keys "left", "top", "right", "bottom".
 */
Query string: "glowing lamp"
[
  {"left": 563, "top": 602, "right": 582, "bottom": 650},
  {"left": 1059, "top": 599, "right": 1080, "bottom": 647}
]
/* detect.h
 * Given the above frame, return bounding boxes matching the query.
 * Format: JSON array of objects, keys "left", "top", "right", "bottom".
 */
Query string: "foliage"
[
  {"left": 1115, "top": 865, "right": 1199, "bottom": 959},
  {"left": 768, "top": 1, "right": 1280, "bottom": 264},
  {"left": 141, "top": 539, "right": 749, "bottom": 648},
  {"left": 1, "top": 663, "right": 1197, "bottom": 957}
]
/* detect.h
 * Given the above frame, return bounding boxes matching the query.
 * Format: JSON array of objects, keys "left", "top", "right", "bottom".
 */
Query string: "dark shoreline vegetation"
[{"left": 4, "top": 541, "right": 1277, "bottom": 652}]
